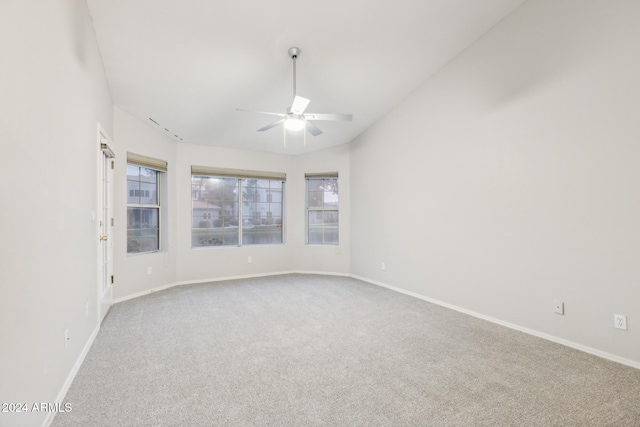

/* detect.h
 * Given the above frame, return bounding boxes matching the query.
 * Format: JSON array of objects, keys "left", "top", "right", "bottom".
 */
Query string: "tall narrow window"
[
  {"left": 306, "top": 173, "right": 339, "bottom": 245},
  {"left": 127, "top": 153, "right": 167, "bottom": 254},
  {"left": 191, "top": 166, "right": 285, "bottom": 248}
]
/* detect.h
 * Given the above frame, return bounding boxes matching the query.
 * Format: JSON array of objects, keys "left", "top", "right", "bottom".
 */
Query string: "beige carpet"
[{"left": 53, "top": 274, "right": 640, "bottom": 426}]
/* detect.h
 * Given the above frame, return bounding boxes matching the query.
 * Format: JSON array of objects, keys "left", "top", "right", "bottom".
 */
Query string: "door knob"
[{"left": 100, "top": 235, "right": 108, "bottom": 241}]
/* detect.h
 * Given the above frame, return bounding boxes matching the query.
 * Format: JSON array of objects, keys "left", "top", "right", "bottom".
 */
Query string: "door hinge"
[
  {"left": 111, "top": 218, "right": 114, "bottom": 227},
  {"left": 111, "top": 160, "right": 115, "bottom": 169},
  {"left": 111, "top": 275, "right": 114, "bottom": 284}
]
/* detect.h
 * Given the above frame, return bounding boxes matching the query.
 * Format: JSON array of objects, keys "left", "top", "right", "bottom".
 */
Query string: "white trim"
[
  {"left": 96, "top": 123, "right": 114, "bottom": 325},
  {"left": 295, "top": 270, "right": 351, "bottom": 277},
  {"left": 108, "top": 270, "right": 639, "bottom": 370},
  {"left": 44, "top": 324, "right": 100, "bottom": 427},
  {"left": 173, "top": 271, "right": 298, "bottom": 286},
  {"left": 98, "top": 124, "right": 115, "bottom": 156},
  {"left": 350, "top": 274, "right": 640, "bottom": 370},
  {"left": 112, "top": 271, "right": 300, "bottom": 304},
  {"left": 113, "top": 282, "right": 180, "bottom": 304},
  {"left": 43, "top": 270, "right": 638, "bottom": 427}
]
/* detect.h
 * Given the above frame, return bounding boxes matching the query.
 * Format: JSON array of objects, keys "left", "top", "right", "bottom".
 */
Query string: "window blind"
[
  {"left": 304, "top": 172, "right": 338, "bottom": 178},
  {"left": 191, "top": 166, "right": 286, "bottom": 181},
  {"left": 127, "top": 152, "right": 168, "bottom": 172}
]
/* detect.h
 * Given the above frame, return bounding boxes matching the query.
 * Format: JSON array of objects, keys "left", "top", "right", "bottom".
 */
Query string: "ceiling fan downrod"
[{"left": 288, "top": 47, "right": 301, "bottom": 99}]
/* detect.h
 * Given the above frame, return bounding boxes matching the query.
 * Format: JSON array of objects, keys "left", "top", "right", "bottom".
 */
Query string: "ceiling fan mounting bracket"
[{"left": 288, "top": 47, "right": 301, "bottom": 59}]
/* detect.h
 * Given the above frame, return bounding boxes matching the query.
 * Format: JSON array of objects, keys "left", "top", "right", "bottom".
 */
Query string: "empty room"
[{"left": 2, "top": 0, "right": 640, "bottom": 426}]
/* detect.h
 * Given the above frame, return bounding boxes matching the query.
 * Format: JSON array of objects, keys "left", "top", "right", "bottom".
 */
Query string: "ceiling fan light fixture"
[
  {"left": 284, "top": 116, "right": 305, "bottom": 131},
  {"left": 236, "top": 47, "right": 352, "bottom": 143}
]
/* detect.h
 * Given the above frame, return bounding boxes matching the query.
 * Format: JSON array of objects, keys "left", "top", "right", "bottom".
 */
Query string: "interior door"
[{"left": 98, "top": 130, "right": 115, "bottom": 324}]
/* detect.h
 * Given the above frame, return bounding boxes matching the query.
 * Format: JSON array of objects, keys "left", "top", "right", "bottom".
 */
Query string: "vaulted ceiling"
[{"left": 87, "top": 0, "right": 525, "bottom": 155}]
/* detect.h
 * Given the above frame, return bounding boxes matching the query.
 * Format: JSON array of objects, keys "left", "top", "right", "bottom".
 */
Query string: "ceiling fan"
[{"left": 237, "top": 47, "right": 352, "bottom": 141}]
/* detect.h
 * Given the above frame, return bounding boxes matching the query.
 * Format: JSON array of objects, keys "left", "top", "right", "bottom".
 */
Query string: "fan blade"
[
  {"left": 304, "top": 120, "right": 323, "bottom": 136},
  {"left": 290, "top": 96, "right": 310, "bottom": 115},
  {"left": 303, "top": 113, "right": 352, "bottom": 122},
  {"left": 236, "top": 108, "right": 285, "bottom": 117},
  {"left": 257, "top": 119, "right": 284, "bottom": 132}
]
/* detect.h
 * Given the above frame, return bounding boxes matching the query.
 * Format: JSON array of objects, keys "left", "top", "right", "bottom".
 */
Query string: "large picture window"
[
  {"left": 191, "top": 167, "right": 285, "bottom": 248},
  {"left": 126, "top": 153, "right": 167, "bottom": 254},
  {"left": 306, "top": 173, "right": 338, "bottom": 245}
]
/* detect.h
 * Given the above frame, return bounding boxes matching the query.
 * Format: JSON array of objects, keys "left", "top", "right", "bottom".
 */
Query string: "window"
[
  {"left": 241, "top": 179, "right": 283, "bottom": 245},
  {"left": 191, "top": 166, "right": 285, "bottom": 247},
  {"left": 306, "top": 173, "right": 338, "bottom": 245},
  {"left": 127, "top": 153, "right": 167, "bottom": 254}
]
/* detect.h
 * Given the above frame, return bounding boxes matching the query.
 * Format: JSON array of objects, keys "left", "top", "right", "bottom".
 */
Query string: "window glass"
[
  {"left": 306, "top": 177, "right": 338, "bottom": 245},
  {"left": 307, "top": 178, "right": 339, "bottom": 245},
  {"left": 127, "top": 207, "right": 159, "bottom": 253},
  {"left": 191, "top": 176, "right": 284, "bottom": 247},
  {"left": 127, "top": 165, "right": 161, "bottom": 254}
]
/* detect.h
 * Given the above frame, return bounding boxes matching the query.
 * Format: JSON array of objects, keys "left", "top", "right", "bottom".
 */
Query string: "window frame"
[
  {"left": 305, "top": 174, "right": 339, "bottom": 245},
  {"left": 126, "top": 153, "right": 167, "bottom": 256},
  {"left": 191, "top": 169, "right": 286, "bottom": 248}
]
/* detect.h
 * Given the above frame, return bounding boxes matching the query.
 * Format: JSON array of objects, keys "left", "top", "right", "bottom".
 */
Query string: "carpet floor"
[{"left": 53, "top": 274, "right": 640, "bottom": 426}]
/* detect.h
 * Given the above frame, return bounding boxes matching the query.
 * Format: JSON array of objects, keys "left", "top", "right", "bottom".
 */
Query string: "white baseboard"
[
  {"left": 294, "top": 270, "right": 351, "bottom": 277},
  {"left": 43, "top": 270, "right": 638, "bottom": 427},
  {"left": 115, "top": 271, "right": 297, "bottom": 303},
  {"left": 43, "top": 324, "right": 100, "bottom": 427},
  {"left": 350, "top": 274, "right": 640, "bottom": 370},
  {"left": 113, "top": 270, "right": 352, "bottom": 304},
  {"left": 113, "top": 281, "right": 183, "bottom": 304},
  {"left": 112, "top": 270, "right": 639, "bottom": 369},
  {"left": 173, "top": 270, "right": 298, "bottom": 286}
]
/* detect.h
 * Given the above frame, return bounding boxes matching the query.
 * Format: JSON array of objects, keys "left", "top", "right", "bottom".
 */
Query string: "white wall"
[
  {"left": 112, "top": 108, "right": 178, "bottom": 300},
  {"left": 111, "top": 117, "right": 351, "bottom": 297},
  {"left": 4, "top": 2, "right": 637, "bottom": 425},
  {"left": 0, "top": 1, "right": 114, "bottom": 426},
  {"left": 175, "top": 143, "right": 295, "bottom": 283},
  {"left": 350, "top": 0, "right": 640, "bottom": 364},
  {"left": 292, "top": 144, "right": 351, "bottom": 274}
]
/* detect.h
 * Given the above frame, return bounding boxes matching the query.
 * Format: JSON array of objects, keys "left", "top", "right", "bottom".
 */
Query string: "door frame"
[{"left": 97, "top": 124, "right": 115, "bottom": 324}]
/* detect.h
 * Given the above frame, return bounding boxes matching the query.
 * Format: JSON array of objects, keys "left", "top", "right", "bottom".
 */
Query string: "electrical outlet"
[
  {"left": 614, "top": 314, "right": 627, "bottom": 330},
  {"left": 248, "top": 256, "right": 252, "bottom": 264},
  {"left": 554, "top": 301, "right": 564, "bottom": 315},
  {"left": 381, "top": 262, "right": 386, "bottom": 271},
  {"left": 147, "top": 267, "right": 152, "bottom": 275},
  {"left": 64, "top": 329, "right": 70, "bottom": 349}
]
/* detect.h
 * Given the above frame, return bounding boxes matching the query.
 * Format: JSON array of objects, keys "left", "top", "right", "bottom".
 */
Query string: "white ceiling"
[{"left": 87, "top": 0, "right": 525, "bottom": 155}]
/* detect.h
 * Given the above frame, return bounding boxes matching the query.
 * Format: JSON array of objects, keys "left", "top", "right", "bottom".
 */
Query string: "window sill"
[
  {"left": 127, "top": 250, "right": 161, "bottom": 257},
  {"left": 191, "top": 243, "right": 286, "bottom": 250}
]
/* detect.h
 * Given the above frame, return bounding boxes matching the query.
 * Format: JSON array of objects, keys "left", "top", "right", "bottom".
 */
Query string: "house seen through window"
[
  {"left": 306, "top": 174, "right": 338, "bottom": 245},
  {"left": 126, "top": 153, "right": 166, "bottom": 254},
  {"left": 191, "top": 167, "right": 285, "bottom": 247}
]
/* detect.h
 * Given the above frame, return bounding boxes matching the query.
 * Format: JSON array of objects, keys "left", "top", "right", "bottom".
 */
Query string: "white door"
[{"left": 98, "top": 128, "right": 114, "bottom": 324}]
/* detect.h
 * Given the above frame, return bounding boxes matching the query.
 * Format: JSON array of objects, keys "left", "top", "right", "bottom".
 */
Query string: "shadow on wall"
[
  {"left": 68, "top": 0, "right": 88, "bottom": 66},
  {"left": 453, "top": 1, "right": 618, "bottom": 110}
]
